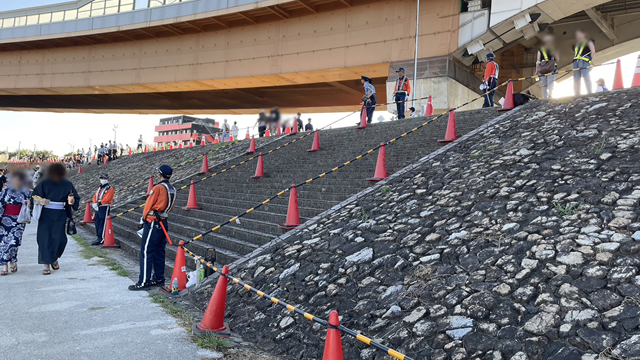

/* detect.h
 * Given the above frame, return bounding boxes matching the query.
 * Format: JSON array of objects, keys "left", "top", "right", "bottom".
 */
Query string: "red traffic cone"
[
  {"left": 229, "top": 134, "right": 234, "bottom": 142},
  {"left": 199, "top": 154, "right": 210, "bottom": 174},
  {"left": 279, "top": 184, "right": 300, "bottom": 229},
  {"left": 285, "top": 126, "right": 291, "bottom": 134},
  {"left": 426, "top": 95, "right": 434, "bottom": 116},
  {"left": 189, "top": 141, "right": 193, "bottom": 147},
  {"left": 251, "top": 153, "right": 265, "bottom": 179},
  {"left": 153, "top": 147, "right": 157, "bottom": 152},
  {"left": 200, "top": 138, "right": 205, "bottom": 146},
  {"left": 78, "top": 166, "right": 82, "bottom": 174},
  {"left": 291, "top": 123, "right": 298, "bottom": 135},
  {"left": 307, "top": 131, "right": 321, "bottom": 152},
  {"left": 246, "top": 128, "right": 250, "bottom": 139},
  {"left": 170, "top": 144, "right": 174, "bottom": 150},
  {"left": 265, "top": 129, "right": 271, "bottom": 137},
  {"left": 147, "top": 175, "right": 154, "bottom": 196},
  {"left": 613, "top": 59, "right": 624, "bottom": 90},
  {"left": 196, "top": 265, "right": 229, "bottom": 334},
  {"left": 144, "top": 145, "right": 148, "bottom": 153},
  {"left": 101, "top": 216, "right": 120, "bottom": 248},
  {"left": 438, "top": 110, "right": 457, "bottom": 143},
  {"left": 103, "top": 156, "right": 108, "bottom": 165},
  {"left": 498, "top": 80, "right": 515, "bottom": 112},
  {"left": 322, "top": 311, "right": 344, "bottom": 360},
  {"left": 366, "top": 143, "right": 388, "bottom": 182},
  {"left": 182, "top": 181, "right": 201, "bottom": 210},
  {"left": 169, "top": 241, "right": 187, "bottom": 294},
  {"left": 276, "top": 125, "right": 282, "bottom": 135},
  {"left": 127, "top": 149, "right": 131, "bottom": 156},
  {"left": 356, "top": 107, "right": 368, "bottom": 129},
  {"left": 632, "top": 55, "right": 640, "bottom": 87},
  {"left": 80, "top": 201, "right": 94, "bottom": 224},
  {"left": 213, "top": 134, "right": 219, "bottom": 144},
  {"left": 246, "top": 136, "right": 256, "bottom": 154}
]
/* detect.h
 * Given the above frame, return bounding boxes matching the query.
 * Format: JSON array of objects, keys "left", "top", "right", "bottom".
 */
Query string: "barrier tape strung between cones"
[
  {"left": 180, "top": 246, "right": 414, "bottom": 360},
  {"left": 109, "top": 112, "right": 358, "bottom": 219}
]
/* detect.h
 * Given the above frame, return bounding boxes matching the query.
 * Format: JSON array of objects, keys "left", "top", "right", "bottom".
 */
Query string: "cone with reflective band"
[
  {"left": 251, "top": 153, "right": 265, "bottom": 179},
  {"left": 78, "top": 166, "right": 82, "bottom": 174},
  {"left": 199, "top": 154, "right": 210, "bottom": 174},
  {"left": 498, "top": 80, "right": 514, "bottom": 112},
  {"left": 246, "top": 136, "right": 256, "bottom": 154},
  {"left": 245, "top": 128, "right": 250, "bottom": 139},
  {"left": 366, "top": 143, "right": 387, "bottom": 182},
  {"left": 80, "top": 201, "right": 94, "bottom": 224},
  {"left": 613, "top": 59, "right": 624, "bottom": 90},
  {"left": 147, "top": 175, "right": 154, "bottom": 196},
  {"left": 322, "top": 311, "right": 344, "bottom": 360},
  {"left": 200, "top": 138, "right": 205, "bottom": 146},
  {"left": 438, "top": 110, "right": 457, "bottom": 143},
  {"left": 213, "top": 134, "right": 219, "bottom": 144},
  {"left": 101, "top": 216, "right": 119, "bottom": 248},
  {"left": 633, "top": 55, "right": 640, "bottom": 87},
  {"left": 196, "top": 265, "right": 229, "bottom": 332},
  {"left": 356, "top": 107, "right": 368, "bottom": 129},
  {"left": 182, "top": 181, "right": 201, "bottom": 210},
  {"left": 169, "top": 241, "right": 187, "bottom": 294},
  {"left": 229, "top": 134, "right": 234, "bottom": 142},
  {"left": 279, "top": 184, "right": 300, "bottom": 229},
  {"left": 189, "top": 141, "right": 193, "bottom": 147},
  {"left": 426, "top": 95, "right": 434, "bottom": 116},
  {"left": 307, "top": 131, "right": 321, "bottom": 152}
]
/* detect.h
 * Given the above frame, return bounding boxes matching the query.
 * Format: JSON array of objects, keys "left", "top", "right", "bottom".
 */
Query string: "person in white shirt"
[
  {"left": 231, "top": 121, "right": 239, "bottom": 139},
  {"left": 408, "top": 107, "right": 419, "bottom": 118},
  {"left": 596, "top": 78, "right": 608, "bottom": 92}
]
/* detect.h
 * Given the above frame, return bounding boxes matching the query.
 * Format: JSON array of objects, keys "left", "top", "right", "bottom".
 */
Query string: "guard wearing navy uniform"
[{"left": 129, "top": 165, "right": 176, "bottom": 291}]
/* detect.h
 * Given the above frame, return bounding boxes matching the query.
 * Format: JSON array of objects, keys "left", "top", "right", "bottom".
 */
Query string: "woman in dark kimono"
[
  {"left": 32, "top": 163, "right": 80, "bottom": 275},
  {"left": 0, "top": 171, "right": 31, "bottom": 275}
]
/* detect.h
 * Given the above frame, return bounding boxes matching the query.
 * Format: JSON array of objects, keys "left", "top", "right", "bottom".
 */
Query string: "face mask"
[{"left": 100, "top": 179, "right": 108, "bottom": 185}]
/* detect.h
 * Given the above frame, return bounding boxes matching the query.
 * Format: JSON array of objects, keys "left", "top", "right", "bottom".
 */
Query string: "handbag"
[
  {"left": 17, "top": 204, "right": 31, "bottom": 224},
  {"left": 538, "top": 60, "right": 556, "bottom": 75},
  {"left": 66, "top": 217, "right": 77, "bottom": 235}
]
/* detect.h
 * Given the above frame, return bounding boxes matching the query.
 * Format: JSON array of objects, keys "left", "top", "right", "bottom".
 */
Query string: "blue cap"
[
  {"left": 396, "top": 67, "right": 405, "bottom": 72},
  {"left": 156, "top": 165, "right": 173, "bottom": 178},
  {"left": 99, "top": 173, "right": 109, "bottom": 179},
  {"left": 486, "top": 53, "right": 495, "bottom": 59}
]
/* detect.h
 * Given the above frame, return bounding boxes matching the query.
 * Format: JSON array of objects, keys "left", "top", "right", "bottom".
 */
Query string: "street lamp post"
[{"left": 413, "top": 0, "right": 420, "bottom": 103}]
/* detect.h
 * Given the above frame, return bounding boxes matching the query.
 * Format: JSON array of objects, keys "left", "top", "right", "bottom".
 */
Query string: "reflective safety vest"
[
  {"left": 574, "top": 41, "right": 592, "bottom": 63},
  {"left": 489, "top": 61, "right": 499, "bottom": 79},
  {"left": 152, "top": 182, "right": 176, "bottom": 219},
  {"left": 540, "top": 47, "right": 555, "bottom": 62},
  {"left": 94, "top": 185, "right": 112, "bottom": 206}
]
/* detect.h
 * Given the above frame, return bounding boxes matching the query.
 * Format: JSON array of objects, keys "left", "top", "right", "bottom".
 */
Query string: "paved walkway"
[{"left": 1, "top": 223, "right": 215, "bottom": 360}]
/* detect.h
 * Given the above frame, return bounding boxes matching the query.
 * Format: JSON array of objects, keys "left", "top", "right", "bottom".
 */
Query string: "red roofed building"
[{"left": 154, "top": 115, "right": 220, "bottom": 147}]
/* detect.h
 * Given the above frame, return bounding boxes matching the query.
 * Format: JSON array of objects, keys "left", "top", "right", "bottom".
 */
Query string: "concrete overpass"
[{"left": 0, "top": 0, "right": 639, "bottom": 114}]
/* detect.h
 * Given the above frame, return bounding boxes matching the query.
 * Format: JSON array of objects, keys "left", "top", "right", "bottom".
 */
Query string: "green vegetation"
[
  {"left": 356, "top": 207, "right": 369, "bottom": 222},
  {"left": 196, "top": 332, "right": 230, "bottom": 350},
  {"left": 553, "top": 202, "right": 582, "bottom": 216},
  {"left": 380, "top": 186, "right": 391, "bottom": 194},
  {"left": 470, "top": 144, "right": 494, "bottom": 159},
  {"left": 595, "top": 136, "right": 608, "bottom": 155},
  {"left": 71, "top": 234, "right": 129, "bottom": 277}
]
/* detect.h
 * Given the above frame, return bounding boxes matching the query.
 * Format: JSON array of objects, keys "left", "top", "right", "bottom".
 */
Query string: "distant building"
[{"left": 154, "top": 115, "right": 220, "bottom": 147}]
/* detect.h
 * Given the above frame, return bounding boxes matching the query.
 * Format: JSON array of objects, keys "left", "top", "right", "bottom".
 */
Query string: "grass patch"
[
  {"left": 71, "top": 234, "right": 129, "bottom": 277},
  {"left": 469, "top": 144, "right": 495, "bottom": 159},
  {"left": 380, "top": 186, "right": 391, "bottom": 194},
  {"left": 356, "top": 207, "right": 369, "bottom": 222},
  {"left": 595, "top": 136, "right": 608, "bottom": 155},
  {"left": 196, "top": 332, "right": 231, "bottom": 351},
  {"left": 553, "top": 202, "right": 582, "bottom": 216}
]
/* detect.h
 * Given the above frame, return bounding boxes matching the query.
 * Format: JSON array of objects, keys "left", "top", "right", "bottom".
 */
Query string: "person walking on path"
[
  {"left": 231, "top": 121, "right": 239, "bottom": 140},
  {"left": 255, "top": 110, "right": 268, "bottom": 137},
  {"left": 482, "top": 53, "right": 499, "bottom": 108},
  {"left": 361, "top": 76, "right": 377, "bottom": 124},
  {"left": 32, "top": 163, "right": 80, "bottom": 275},
  {"left": 572, "top": 29, "right": 596, "bottom": 96},
  {"left": 129, "top": 165, "right": 176, "bottom": 291},
  {"left": 392, "top": 68, "right": 411, "bottom": 119},
  {"left": 221, "top": 119, "right": 231, "bottom": 142},
  {"left": 0, "top": 170, "right": 30, "bottom": 276},
  {"left": 91, "top": 174, "right": 114, "bottom": 246},
  {"left": 536, "top": 35, "right": 559, "bottom": 99}
]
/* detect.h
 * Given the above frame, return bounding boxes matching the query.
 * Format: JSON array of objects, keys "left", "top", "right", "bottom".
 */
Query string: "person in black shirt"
[
  {"left": 0, "top": 169, "right": 6, "bottom": 190},
  {"left": 305, "top": 119, "right": 313, "bottom": 132}
]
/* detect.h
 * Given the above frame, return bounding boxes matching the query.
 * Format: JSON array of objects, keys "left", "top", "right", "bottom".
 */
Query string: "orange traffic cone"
[
  {"left": 245, "top": 128, "right": 250, "bottom": 139},
  {"left": 182, "top": 181, "right": 201, "bottom": 210},
  {"left": 613, "top": 59, "right": 624, "bottom": 90},
  {"left": 632, "top": 55, "right": 640, "bottom": 87},
  {"left": 101, "top": 216, "right": 120, "bottom": 248},
  {"left": 322, "top": 311, "right": 344, "bottom": 360},
  {"left": 276, "top": 125, "right": 282, "bottom": 135},
  {"left": 78, "top": 166, "right": 82, "bottom": 174},
  {"left": 246, "top": 136, "right": 256, "bottom": 154},
  {"left": 170, "top": 144, "right": 174, "bottom": 150},
  {"left": 199, "top": 154, "right": 210, "bottom": 174},
  {"left": 189, "top": 141, "right": 193, "bottom": 147},
  {"left": 144, "top": 145, "right": 148, "bottom": 153},
  {"left": 307, "top": 131, "right": 320, "bottom": 152},
  {"left": 426, "top": 95, "right": 434, "bottom": 116},
  {"left": 291, "top": 123, "right": 298, "bottom": 135},
  {"left": 356, "top": 107, "right": 368, "bottom": 129},
  {"left": 279, "top": 184, "right": 300, "bottom": 229},
  {"left": 251, "top": 153, "right": 265, "bottom": 179},
  {"left": 498, "top": 80, "right": 514, "bottom": 112},
  {"left": 213, "top": 134, "right": 219, "bottom": 144},
  {"left": 147, "top": 175, "right": 154, "bottom": 196},
  {"left": 169, "top": 241, "right": 187, "bottom": 294},
  {"left": 179, "top": 143, "right": 183, "bottom": 149},
  {"left": 127, "top": 149, "right": 131, "bottom": 156},
  {"left": 103, "top": 156, "right": 108, "bottom": 165},
  {"left": 366, "top": 143, "right": 387, "bottom": 182},
  {"left": 153, "top": 147, "right": 157, "bottom": 152},
  {"left": 229, "top": 134, "right": 234, "bottom": 142},
  {"left": 285, "top": 126, "right": 291, "bottom": 134},
  {"left": 200, "top": 138, "right": 205, "bottom": 146},
  {"left": 80, "top": 201, "right": 94, "bottom": 224},
  {"left": 438, "top": 110, "right": 457, "bottom": 143},
  {"left": 195, "top": 265, "right": 230, "bottom": 334}
]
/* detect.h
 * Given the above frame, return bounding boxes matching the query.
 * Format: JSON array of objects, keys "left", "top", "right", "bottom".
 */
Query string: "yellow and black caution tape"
[{"left": 182, "top": 246, "right": 414, "bottom": 360}]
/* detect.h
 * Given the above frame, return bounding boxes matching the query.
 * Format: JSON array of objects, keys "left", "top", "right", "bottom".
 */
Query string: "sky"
[{"left": 0, "top": 1, "right": 70, "bottom": 12}]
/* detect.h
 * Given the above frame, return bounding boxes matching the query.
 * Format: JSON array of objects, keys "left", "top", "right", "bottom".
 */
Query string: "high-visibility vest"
[
  {"left": 574, "top": 41, "right": 592, "bottom": 63},
  {"left": 94, "top": 185, "right": 112, "bottom": 206},
  {"left": 540, "top": 47, "right": 555, "bottom": 62}
]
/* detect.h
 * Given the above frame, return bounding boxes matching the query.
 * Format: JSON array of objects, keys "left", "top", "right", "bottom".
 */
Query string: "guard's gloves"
[
  {"left": 92, "top": 203, "right": 99, "bottom": 212},
  {"left": 405, "top": 95, "right": 409, "bottom": 102},
  {"left": 137, "top": 216, "right": 145, "bottom": 230}
]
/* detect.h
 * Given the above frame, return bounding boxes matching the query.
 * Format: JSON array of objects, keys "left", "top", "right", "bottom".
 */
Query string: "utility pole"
[
  {"left": 412, "top": 0, "right": 420, "bottom": 103},
  {"left": 113, "top": 124, "right": 118, "bottom": 142}
]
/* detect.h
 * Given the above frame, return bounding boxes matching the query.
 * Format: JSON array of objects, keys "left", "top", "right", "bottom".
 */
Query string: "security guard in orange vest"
[
  {"left": 482, "top": 53, "right": 499, "bottom": 108},
  {"left": 393, "top": 67, "right": 411, "bottom": 119},
  {"left": 91, "top": 174, "right": 115, "bottom": 246},
  {"left": 129, "top": 165, "right": 176, "bottom": 291}
]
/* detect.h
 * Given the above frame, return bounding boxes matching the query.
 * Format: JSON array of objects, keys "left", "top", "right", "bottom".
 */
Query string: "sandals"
[
  {"left": 0, "top": 269, "right": 7, "bottom": 276},
  {"left": 10, "top": 264, "right": 17, "bottom": 273},
  {"left": 42, "top": 269, "right": 51, "bottom": 275},
  {"left": 51, "top": 261, "right": 60, "bottom": 271}
]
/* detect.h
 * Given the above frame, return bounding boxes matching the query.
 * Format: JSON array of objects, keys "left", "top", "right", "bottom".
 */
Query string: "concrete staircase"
[{"left": 102, "top": 109, "right": 499, "bottom": 272}]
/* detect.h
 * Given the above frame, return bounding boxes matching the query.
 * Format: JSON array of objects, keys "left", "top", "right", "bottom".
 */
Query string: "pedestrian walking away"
[
  {"left": 130, "top": 165, "right": 176, "bottom": 291},
  {"left": 232, "top": 121, "right": 239, "bottom": 140},
  {"left": 572, "top": 29, "right": 596, "bottom": 96},
  {"left": 32, "top": 163, "right": 80, "bottom": 275},
  {"left": 256, "top": 110, "right": 268, "bottom": 137},
  {"left": 392, "top": 68, "right": 411, "bottom": 119},
  {"left": 360, "top": 76, "right": 377, "bottom": 124},
  {"left": 91, "top": 174, "right": 115, "bottom": 246},
  {"left": 221, "top": 119, "right": 231, "bottom": 142},
  {"left": 536, "top": 35, "right": 559, "bottom": 99},
  {"left": 482, "top": 53, "right": 499, "bottom": 108},
  {"left": 0, "top": 170, "right": 31, "bottom": 276}
]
